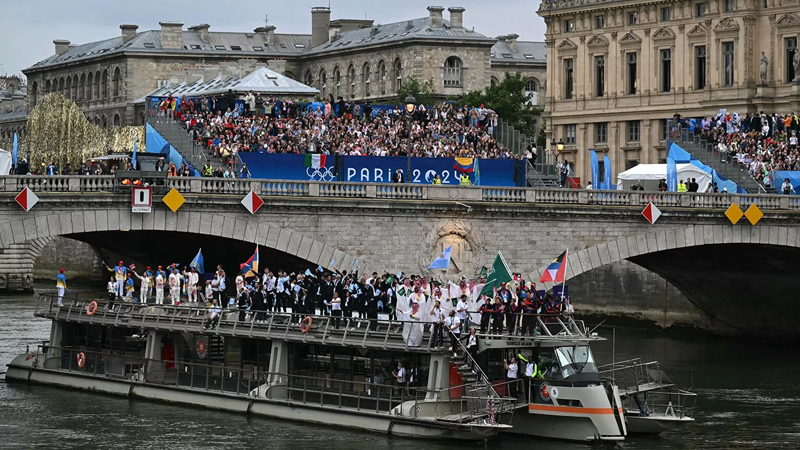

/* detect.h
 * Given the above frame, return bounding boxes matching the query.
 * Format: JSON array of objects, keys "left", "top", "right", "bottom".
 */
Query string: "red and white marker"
[
  {"left": 15, "top": 187, "right": 39, "bottom": 212},
  {"left": 241, "top": 190, "right": 264, "bottom": 215},
  {"left": 641, "top": 202, "right": 662, "bottom": 225}
]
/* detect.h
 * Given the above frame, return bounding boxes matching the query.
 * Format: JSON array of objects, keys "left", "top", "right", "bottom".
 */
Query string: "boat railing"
[
  {"left": 27, "top": 344, "right": 509, "bottom": 426},
  {"left": 625, "top": 388, "right": 698, "bottom": 420}
]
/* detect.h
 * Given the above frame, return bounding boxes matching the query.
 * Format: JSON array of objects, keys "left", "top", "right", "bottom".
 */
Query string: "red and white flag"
[
  {"left": 15, "top": 187, "right": 39, "bottom": 212},
  {"left": 241, "top": 190, "right": 264, "bottom": 215},
  {"left": 641, "top": 202, "right": 662, "bottom": 225}
]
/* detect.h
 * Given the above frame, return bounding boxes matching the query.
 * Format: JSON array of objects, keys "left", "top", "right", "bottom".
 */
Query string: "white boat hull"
[{"left": 625, "top": 412, "right": 694, "bottom": 434}]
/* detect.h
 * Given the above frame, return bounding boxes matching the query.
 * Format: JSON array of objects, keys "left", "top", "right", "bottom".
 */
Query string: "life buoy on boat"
[
  {"left": 77, "top": 352, "right": 86, "bottom": 369},
  {"left": 300, "top": 317, "right": 313, "bottom": 334},
  {"left": 86, "top": 301, "right": 98, "bottom": 316}
]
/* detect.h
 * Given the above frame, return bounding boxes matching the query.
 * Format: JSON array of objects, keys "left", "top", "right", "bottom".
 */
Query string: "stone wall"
[{"left": 32, "top": 236, "right": 103, "bottom": 283}]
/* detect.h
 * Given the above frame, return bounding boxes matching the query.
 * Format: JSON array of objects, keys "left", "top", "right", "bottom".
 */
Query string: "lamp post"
[
  {"left": 404, "top": 94, "right": 416, "bottom": 114},
  {"left": 551, "top": 138, "right": 565, "bottom": 157}
]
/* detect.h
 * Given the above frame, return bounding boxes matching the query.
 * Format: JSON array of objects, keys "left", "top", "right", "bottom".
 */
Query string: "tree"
[
  {"left": 395, "top": 76, "right": 437, "bottom": 107},
  {"left": 460, "top": 73, "right": 542, "bottom": 138}
]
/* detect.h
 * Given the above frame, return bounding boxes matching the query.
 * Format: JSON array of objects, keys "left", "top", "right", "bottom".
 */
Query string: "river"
[{"left": 1, "top": 294, "right": 799, "bottom": 449}]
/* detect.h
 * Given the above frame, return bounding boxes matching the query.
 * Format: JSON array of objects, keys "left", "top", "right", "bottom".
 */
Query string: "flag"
[
  {"left": 317, "top": 265, "right": 324, "bottom": 273},
  {"left": 453, "top": 157, "right": 475, "bottom": 173},
  {"left": 128, "top": 263, "right": 136, "bottom": 270},
  {"left": 540, "top": 251, "right": 568, "bottom": 284},
  {"left": 304, "top": 154, "right": 327, "bottom": 169},
  {"left": 304, "top": 268, "right": 314, "bottom": 277},
  {"left": 386, "top": 275, "right": 395, "bottom": 284},
  {"left": 190, "top": 248, "right": 204, "bottom": 274},
  {"left": 474, "top": 158, "right": 481, "bottom": 186},
  {"left": 480, "top": 266, "right": 488, "bottom": 278},
  {"left": 240, "top": 246, "right": 259, "bottom": 277},
  {"left": 131, "top": 135, "right": 138, "bottom": 170},
  {"left": 428, "top": 245, "right": 452, "bottom": 270},
  {"left": 330, "top": 259, "right": 335, "bottom": 267},
  {"left": 12, "top": 132, "right": 18, "bottom": 167},
  {"left": 479, "top": 252, "right": 512, "bottom": 297}
]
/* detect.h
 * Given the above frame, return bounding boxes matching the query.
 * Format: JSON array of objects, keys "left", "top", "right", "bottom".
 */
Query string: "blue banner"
[
  {"left": 343, "top": 156, "right": 408, "bottom": 183},
  {"left": 239, "top": 153, "right": 337, "bottom": 181},
  {"left": 666, "top": 157, "right": 678, "bottom": 192},
  {"left": 603, "top": 155, "right": 611, "bottom": 190},
  {"left": 590, "top": 150, "right": 599, "bottom": 189}
]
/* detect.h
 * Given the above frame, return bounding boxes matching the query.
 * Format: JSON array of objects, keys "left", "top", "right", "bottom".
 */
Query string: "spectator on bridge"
[
  {"left": 781, "top": 178, "right": 795, "bottom": 195},
  {"left": 658, "top": 179, "right": 667, "bottom": 191},
  {"left": 630, "top": 180, "right": 644, "bottom": 191},
  {"left": 393, "top": 169, "right": 405, "bottom": 183}
]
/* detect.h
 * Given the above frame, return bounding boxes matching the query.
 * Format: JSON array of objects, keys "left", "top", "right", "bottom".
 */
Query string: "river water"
[{"left": 1, "top": 294, "right": 799, "bottom": 450}]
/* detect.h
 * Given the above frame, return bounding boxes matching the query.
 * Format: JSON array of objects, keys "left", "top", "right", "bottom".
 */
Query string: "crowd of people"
[
  {"left": 154, "top": 90, "right": 531, "bottom": 170},
  {"left": 61, "top": 258, "right": 575, "bottom": 343},
  {"left": 686, "top": 111, "right": 800, "bottom": 189}
]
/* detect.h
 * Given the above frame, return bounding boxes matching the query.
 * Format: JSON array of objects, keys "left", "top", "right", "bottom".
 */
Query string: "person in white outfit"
[
  {"left": 154, "top": 271, "right": 165, "bottom": 305},
  {"left": 168, "top": 269, "right": 181, "bottom": 305},
  {"left": 186, "top": 267, "right": 199, "bottom": 303},
  {"left": 132, "top": 269, "right": 151, "bottom": 305}
]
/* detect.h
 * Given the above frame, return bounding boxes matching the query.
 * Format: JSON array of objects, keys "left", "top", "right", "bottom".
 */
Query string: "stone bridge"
[{"left": 3, "top": 175, "right": 800, "bottom": 339}]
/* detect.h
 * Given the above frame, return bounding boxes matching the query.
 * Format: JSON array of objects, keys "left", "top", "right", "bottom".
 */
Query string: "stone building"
[
  {"left": 0, "top": 76, "right": 27, "bottom": 142},
  {"left": 22, "top": 6, "right": 545, "bottom": 126},
  {"left": 538, "top": 0, "right": 800, "bottom": 183}
]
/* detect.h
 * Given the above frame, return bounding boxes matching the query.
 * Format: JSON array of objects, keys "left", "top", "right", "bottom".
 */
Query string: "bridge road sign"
[
  {"left": 641, "top": 202, "right": 661, "bottom": 225},
  {"left": 15, "top": 187, "right": 39, "bottom": 212},
  {"left": 131, "top": 186, "right": 153, "bottom": 213}
]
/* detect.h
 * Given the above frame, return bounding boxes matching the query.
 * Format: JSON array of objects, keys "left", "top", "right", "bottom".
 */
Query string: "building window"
[
  {"left": 695, "top": 45, "right": 707, "bottom": 89},
  {"left": 378, "top": 61, "right": 386, "bottom": 96},
  {"left": 525, "top": 78, "right": 538, "bottom": 104},
  {"left": 564, "top": 20, "right": 574, "bottom": 32},
  {"left": 628, "top": 11, "right": 637, "bottom": 26},
  {"left": 594, "top": 55, "right": 605, "bottom": 97},
  {"left": 564, "top": 58, "right": 574, "bottom": 99},
  {"left": 595, "top": 122, "right": 608, "bottom": 143},
  {"left": 348, "top": 65, "right": 356, "bottom": 98},
  {"left": 786, "top": 38, "right": 798, "bottom": 83},
  {"left": 566, "top": 124, "right": 576, "bottom": 145},
  {"left": 627, "top": 52, "right": 637, "bottom": 95},
  {"left": 490, "top": 76, "right": 499, "bottom": 87},
  {"left": 660, "top": 119, "right": 668, "bottom": 141},
  {"left": 363, "top": 63, "right": 371, "bottom": 97},
  {"left": 333, "top": 67, "right": 341, "bottom": 99},
  {"left": 113, "top": 67, "right": 121, "bottom": 97},
  {"left": 724, "top": 0, "right": 734, "bottom": 12},
  {"left": 595, "top": 15, "right": 605, "bottom": 29},
  {"left": 695, "top": 2, "right": 706, "bottom": 18},
  {"left": 87, "top": 73, "right": 93, "bottom": 100},
  {"left": 661, "top": 7, "right": 671, "bottom": 21},
  {"left": 723, "top": 42, "right": 735, "bottom": 86},
  {"left": 444, "top": 56, "right": 462, "bottom": 87},
  {"left": 305, "top": 71, "right": 313, "bottom": 89},
  {"left": 319, "top": 69, "right": 327, "bottom": 98},
  {"left": 393, "top": 58, "right": 402, "bottom": 93},
  {"left": 628, "top": 121, "right": 640, "bottom": 142},
  {"left": 101, "top": 70, "right": 108, "bottom": 99},
  {"left": 625, "top": 159, "right": 639, "bottom": 170},
  {"left": 660, "top": 49, "right": 671, "bottom": 92}
]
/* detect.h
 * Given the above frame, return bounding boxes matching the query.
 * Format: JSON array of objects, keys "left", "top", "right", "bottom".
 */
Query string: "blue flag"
[
  {"left": 12, "top": 132, "right": 18, "bottom": 168},
  {"left": 304, "top": 268, "right": 313, "bottom": 277},
  {"left": 131, "top": 135, "right": 138, "bottom": 170},
  {"left": 666, "top": 156, "right": 678, "bottom": 192},
  {"left": 603, "top": 155, "right": 611, "bottom": 190},
  {"left": 190, "top": 248, "right": 204, "bottom": 274},
  {"left": 590, "top": 150, "right": 599, "bottom": 189},
  {"left": 428, "top": 246, "right": 452, "bottom": 270}
]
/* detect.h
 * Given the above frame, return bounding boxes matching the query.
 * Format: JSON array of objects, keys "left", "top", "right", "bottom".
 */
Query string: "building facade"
[
  {"left": 538, "top": 0, "right": 800, "bottom": 183},
  {"left": 0, "top": 76, "right": 27, "bottom": 143},
  {"left": 22, "top": 6, "right": 546, "bottom": 128}
]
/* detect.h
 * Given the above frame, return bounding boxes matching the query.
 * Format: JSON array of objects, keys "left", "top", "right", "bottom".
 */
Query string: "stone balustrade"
[{"left": 2, "top": 175, "right": 800, "bottom": 211}]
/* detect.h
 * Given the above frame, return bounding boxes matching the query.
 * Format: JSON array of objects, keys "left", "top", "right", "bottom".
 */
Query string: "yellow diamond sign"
[
  {"left": 744, "top": 204, "right": 763, "bottom": 226},
  {"left": 162, "top": 188, "right": 185, "bottom": 213},
  {"left": 725, "top": 203, "right": 743, "bottom": 225}
]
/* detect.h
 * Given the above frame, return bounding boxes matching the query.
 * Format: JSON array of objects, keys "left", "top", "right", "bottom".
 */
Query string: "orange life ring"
[
  {"left": 77, "top": 352, "right": 86, "bottom": 369},
  {"left": 86, "top": 301, "right": 98, "bottom": 316},
  {"left": 300, "top": 316, "right": 312, "bottom": 334}
]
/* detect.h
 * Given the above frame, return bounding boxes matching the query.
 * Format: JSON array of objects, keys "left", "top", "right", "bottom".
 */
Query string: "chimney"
[
  {"left": 53, "top": 40, "right": 70, "bottom": 56},
  {"left": 328, "top": 23, "right": 343, "bottom": 42},
  {"left": 120, "top": 25, "right": 139, "bottom": 44},
  {"left": 255, "top": 26, "right": 276, "bottom": 45},
  {"left": 188, "top": 23, "right": 211, "bottom": 44},
  {"left": 507, "top": 33, "right": 519, "bottom": 52},
  {"left": 159, "top": 21, "right": 184, "bottom": 50},
  {"left": 427, "top": 6, "right": 445, "bottom": 28},
  {"left": 311, "top": 6, "right": 331, "bottom": 48},
  {"left": 448, "top": 7, "right": 465, "bottom": 29}
]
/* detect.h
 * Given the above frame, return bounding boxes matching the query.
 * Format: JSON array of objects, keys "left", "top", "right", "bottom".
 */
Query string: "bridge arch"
[{"left": 1, "top": 209, "right": 367, "bottom": 277}]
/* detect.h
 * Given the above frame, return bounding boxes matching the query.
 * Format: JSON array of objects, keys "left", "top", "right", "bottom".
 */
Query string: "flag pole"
[{"left": 560, "top": 249, "right": 569, "bottom": 302}]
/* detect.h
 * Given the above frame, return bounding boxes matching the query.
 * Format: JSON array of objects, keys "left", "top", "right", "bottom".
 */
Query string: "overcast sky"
[{"left": 0, "top": 0, "right": 546, "bottom": 78}]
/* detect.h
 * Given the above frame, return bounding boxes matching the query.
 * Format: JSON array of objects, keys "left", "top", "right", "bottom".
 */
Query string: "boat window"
[{"left": 551, "top": 345, "right": 598, "bottom": 380}]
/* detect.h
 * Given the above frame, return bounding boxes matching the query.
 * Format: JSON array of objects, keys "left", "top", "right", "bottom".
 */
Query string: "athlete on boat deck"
[
  {"left": 154, "top": 269, "right": 165, "bottom": 305},
  {"left": 168, "top": 268, "right": 181, "bottom": 305},
  {"left": 104, "top": 261, "right": 127, "bottom": 299},
  {"left": 186, "top": 267, "right": 199, "bottom": 303},
  {"left": 125, "top": 273, "right": 135, "bottom": 302},
  {"left": 143, "top": 266, "right": 154, "bottom": 300},
  {"left": 132, "top": 269, "right": 151, "bottom": 304},
  {"left": 56, "top": 269, "right": 67, "bottom": 306}
]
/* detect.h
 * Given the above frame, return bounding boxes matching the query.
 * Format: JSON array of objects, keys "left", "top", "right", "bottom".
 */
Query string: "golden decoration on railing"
[{"left": 22, "top": 93, "right": 144, "bottom": 170}]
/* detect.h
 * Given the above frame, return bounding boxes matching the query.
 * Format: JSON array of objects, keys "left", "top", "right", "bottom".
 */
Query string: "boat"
[
  {"left": 7, "top": 294, "right": 628, "bottom": 442},
  {"left": 598, "top": 358, "right": 697, "bottom": 434}
]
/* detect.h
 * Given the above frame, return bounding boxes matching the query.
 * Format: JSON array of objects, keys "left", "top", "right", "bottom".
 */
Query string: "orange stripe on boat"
[{"left": 528, "top": 404, "right": 616, "bottom": 415}]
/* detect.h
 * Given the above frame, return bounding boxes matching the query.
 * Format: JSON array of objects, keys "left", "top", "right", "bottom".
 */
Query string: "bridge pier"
[{"left": 0, "top": 238, "right": 50, "bottom": 293}]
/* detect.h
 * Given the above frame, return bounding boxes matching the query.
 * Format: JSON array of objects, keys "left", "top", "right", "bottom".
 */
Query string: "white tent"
[
  {"left": 616, "top": 163, "right": 712, "bottom": 192},
  {"left": 0, "top": 149, "right": 12, "bottom": 175}
]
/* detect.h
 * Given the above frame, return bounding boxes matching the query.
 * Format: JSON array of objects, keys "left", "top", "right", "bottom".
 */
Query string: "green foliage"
[
  {"left": 459, "top": 73, "right": 542, "bottom": 138},
  {"left": 395, "top": 76, "right": 437, "bottom": 106}
]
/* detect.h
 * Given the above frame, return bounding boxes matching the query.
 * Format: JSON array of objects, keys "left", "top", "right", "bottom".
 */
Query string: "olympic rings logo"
[{"left": 307, "top": 167, "right": 336, "bottom": 182}]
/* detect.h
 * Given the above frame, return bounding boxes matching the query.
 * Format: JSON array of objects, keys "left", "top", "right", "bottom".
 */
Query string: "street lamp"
[
  {"left": 404, "top": 94, "right": 416, "bottom": 114},
  {"left": 551, "top": 138, "right": 565, "bottom": 157}
]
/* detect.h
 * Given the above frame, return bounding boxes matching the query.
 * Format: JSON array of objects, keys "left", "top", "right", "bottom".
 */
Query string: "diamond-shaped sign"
[
  {"left": 241, "top": 190, "right": 264, "bottom": 215},
  {"left": 744, "top": 204, "right": 763, "bottom": 226},
  {"left": 725, "top": 203, "right": 743, "bottom": 225},
  {"left": 641, "top": 202, "right": 661, "bottom": 224},
  {"left": 15, "top": 187, "right": 39, "bottom": 212},
  {"left": 162, "top": 188, "right": 185, "bottom": 213}
]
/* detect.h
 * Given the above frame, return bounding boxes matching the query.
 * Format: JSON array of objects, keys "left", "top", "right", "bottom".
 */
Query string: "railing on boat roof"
[{"left": 34, "top": 295, "right": 599, "bottom": 351}]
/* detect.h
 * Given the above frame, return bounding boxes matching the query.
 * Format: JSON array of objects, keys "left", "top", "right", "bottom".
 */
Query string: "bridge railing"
[{"left": 2, "top": 176, "right": 800, "bottom": 211}]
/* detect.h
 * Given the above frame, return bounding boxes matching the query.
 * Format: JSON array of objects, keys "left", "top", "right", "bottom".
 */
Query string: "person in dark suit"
[{"left": 393, "top": 169, "right": 405, "bottom": 183}]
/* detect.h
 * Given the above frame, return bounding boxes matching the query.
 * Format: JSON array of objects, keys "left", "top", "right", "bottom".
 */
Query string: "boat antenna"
[
  {"left": 688, "top": 367, "right": 694, "bottom": 391},
  {"left": 588, "top": 318, "right": 606, "bottom": 335},
  {"left": 612, "top": 328, "right": 616, "bottom": 384}
]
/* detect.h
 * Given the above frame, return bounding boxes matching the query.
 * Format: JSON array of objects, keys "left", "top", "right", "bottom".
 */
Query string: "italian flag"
[{"left": 304, "top": 154, "right": 327, "bottom": 169}]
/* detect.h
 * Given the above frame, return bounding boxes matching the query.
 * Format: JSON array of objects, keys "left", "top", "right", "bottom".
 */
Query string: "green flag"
[
  {"left": 480, "top": 266, "right": 488, "bottom": 278},
  {"left": 479, "top": 252, "right": 512, "bottom": 298}
]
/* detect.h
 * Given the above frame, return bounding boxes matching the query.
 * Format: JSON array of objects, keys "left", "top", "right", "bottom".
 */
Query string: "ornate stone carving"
[
  {"left": 419, "top": 220, "right": 486, "bottom": 277},
  {"left": 652, "top": 27, "right": 676, "bottom": 42},
  {"left": 644, "top": 28, "right": 651, "bottom": 37},
  {"left": 586, "top": 35, "right": 610, "bottom": 49},
  {"left": 611, "top": 31, "right": 618, "bottom": 40},
  {"left": 678, "top": 24, "right": 685, "bottom": 32}
]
